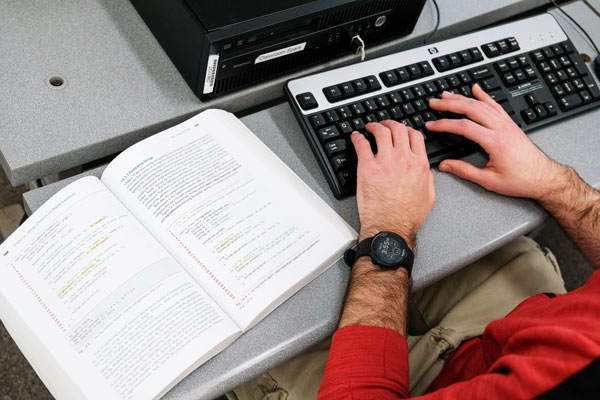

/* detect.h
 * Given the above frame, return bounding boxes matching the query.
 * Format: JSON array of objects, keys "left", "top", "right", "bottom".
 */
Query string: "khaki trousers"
[{"left": 227, "top": 236, "right": 566, "bottom": 400}]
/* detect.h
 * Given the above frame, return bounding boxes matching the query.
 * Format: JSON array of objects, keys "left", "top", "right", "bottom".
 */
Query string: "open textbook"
[{"left": 0, "top": 110, "right": 357, "bottom": 400}]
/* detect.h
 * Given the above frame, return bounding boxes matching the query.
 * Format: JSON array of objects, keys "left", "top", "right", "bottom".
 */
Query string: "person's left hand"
[{"left": 351, "top": 120, "right": 436, "bottom": 247}]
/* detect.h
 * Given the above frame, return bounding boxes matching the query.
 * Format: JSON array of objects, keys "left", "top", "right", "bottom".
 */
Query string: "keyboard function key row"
[
  {"left": 323, "top": 75, "right": 382, "bottom": 103},
  {"left": 482, "top": 36, "right": 520, "bottom": 58},
  {"left": 432, "top": 47, "right": 483, "bottom": 72},
  {"left": 379, "top": 60, "right": 434, "bottom": 88}
]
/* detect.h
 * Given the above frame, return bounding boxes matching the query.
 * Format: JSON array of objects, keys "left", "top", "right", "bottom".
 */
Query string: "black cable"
[
  {"left": 423, "top": 0, "right": 440, "bottom": 45},
  {"left": 549, "top": 0, "right": 600, "bottom": 55}
]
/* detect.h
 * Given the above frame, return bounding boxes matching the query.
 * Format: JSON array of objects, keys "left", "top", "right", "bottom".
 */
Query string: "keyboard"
[{"left": 285, "top": 14, "right": 600, "bottom": 199}]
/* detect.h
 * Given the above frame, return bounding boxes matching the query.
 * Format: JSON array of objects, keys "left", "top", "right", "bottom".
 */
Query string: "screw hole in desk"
[{"left": 46, "top": 75, "right": 67, "bottom": 89}]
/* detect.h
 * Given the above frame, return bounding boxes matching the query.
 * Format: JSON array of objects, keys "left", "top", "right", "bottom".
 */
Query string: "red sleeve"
[{"left": 318, "top": 325, "right": 410, "bottom": 399}]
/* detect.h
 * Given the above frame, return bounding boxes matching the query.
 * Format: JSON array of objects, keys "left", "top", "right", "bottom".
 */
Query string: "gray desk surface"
[
  {"left": 18, "top": 1, "right": 600, "bottom": 400},
  {"left": 0, "top": 0, "right": 551, "bottom": 186}
]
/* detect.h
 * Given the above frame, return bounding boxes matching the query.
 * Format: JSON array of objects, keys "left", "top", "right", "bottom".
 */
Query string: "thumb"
[{"left": 439, "top": 159, "right": 491, "bottom": 186}]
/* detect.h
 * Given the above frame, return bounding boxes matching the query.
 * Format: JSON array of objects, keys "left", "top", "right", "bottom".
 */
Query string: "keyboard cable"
[
  {"left": 424, "top": 0, "right": 441, "bottom": 45},
  {"left": 549, "top": 0, "right": 599, "bottom": 55}
]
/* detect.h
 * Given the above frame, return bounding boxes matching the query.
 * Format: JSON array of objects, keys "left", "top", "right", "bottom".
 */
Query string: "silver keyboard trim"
[{"left": 287, "top": 13, "right": 568, "bottom": 115}]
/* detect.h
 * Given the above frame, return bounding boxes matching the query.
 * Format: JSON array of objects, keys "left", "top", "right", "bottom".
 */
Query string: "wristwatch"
[{"left": 344, "top": 231, "right": 414, "bottom": 274}]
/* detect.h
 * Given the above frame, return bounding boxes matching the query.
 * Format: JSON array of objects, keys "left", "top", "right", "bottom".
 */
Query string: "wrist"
[
  {"left": 359, "top": 227, "right": 416, "bottom": 249},
  {"left": 534, "top": 164, "right": 577, "bottom": 207}
]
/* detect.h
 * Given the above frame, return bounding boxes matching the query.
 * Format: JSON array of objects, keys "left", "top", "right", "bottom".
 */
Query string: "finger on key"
[
  {"left": 351, "top": 131, "right": 375, "bottom": 162},
  {"left": 366, "top": 122, "right": 393, "bottom": 156},
  {"left": 380, "top": 120, "right": 409, "bottom": 150}
]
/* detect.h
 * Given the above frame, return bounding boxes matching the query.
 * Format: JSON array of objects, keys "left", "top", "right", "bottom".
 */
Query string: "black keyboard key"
[
  {"left": 324, "top": 110, "right": 340, "bottom": 123},
  {"left": 542, "top": 47, "right": 554, "bottom": 59},
  {"left": 524, "top": 66, "right": 537, "bottom": 80},
  {"left": 422, "top": 111, "right": 437, "bottom": 121},
  {"left": 364, "top": 113, "right": 377, "bottom": 123},
  {"left": 517, "top": 55, "right": 529, "bottom": 67},
  {"left": 502, "top": 72, "right": 516, "bottom": 86},
  {"left": 353, "top": 78, "right": 368, "bottom": 94},
  {"left": 377, "top": 110, "right": 391, "bottom": 121},
  {"left": 507, "top": 37, "right": 520, "bottom": 51},
  {"left": 309, "top": 113, "right": 326, "bottom": 128},
  {"left": 534, "top": 104, "right": 548, "bottom": 119},
  {"left": 448, "top": 53, "right": 462, "bottom": 67},
  {"left": 553, "top": 85, "right": 566, "bottom": 97},
  {"left": 566, "top": 67, "right": 578, "bottom": 79},
  {"left": 459, "top": 85, "right": 472, "bottom": 97},
  {"left": 424, "top": 81, "right": 438, "bottom": 94},
  {"left": 530, "top": 50, "right": 545, "bottom": 62},
  {"left": 388, "top": 92, "right": 403, "bottom": 104},
  {"left": 459, "top": 50, "right": 472, "bottom": 64},
  {"left": 412, "top": 85, "right": 426, "bottom": 98},
  {"left": 351, "top": 117, "right": 365, "bottom": 130},
  {"left": 488, "top": 89, "right": 507, "bottom": 103},
  {"left": 351, "top": 102, "right": 366, "bottom": 115},
  {"left": 399, "top": 118, "right": 413, "bottom": 128},
  {"left": 297, "top": 92, "right": 318, "bottom": 110},
  {"left": 435, "top": 78, "right": 450, "bottom": 91},
  {"left": 506, "top": 57, "right": 519, "bottom": 69},
  {"left": 545, "top": 102, "right": 558, "bottom": 116},
  {"left": 558, "top": 93, "right": 582, "bottom": 111},
  {"left": 420, "top": 61, "right": 435, "bottom": 76},
  {"left": 396, "top": 67, "right": 410, "bottom": 82},
  {"left": 331, "top": 154, "right": 351, "bottom": 172},
  {"left": 339, "top": 121, "right": 353, "bottom": 135},
  {"left": 447, "top": 75, "right": 460, "bottom": 87},
  {"left": 458, "top": 71, "right": 472, "bottom": 84},
  {"left": 363, "top": 99, "right": 378, "bottom": 112},
  {"left": 525, "top": 93, "right": 540, "bottom": 106},
  {"left": 433, "top": 56, "right": 451, "bottom": 72},
  {"left": 482, "top": 77, "right": 500, "bottom": 91},
  {"left": 402, "top": 103, "right": 416, "bottom": 115},
  {"left": 580, "top": 90, "right": 592, "bottom": 104},
  {"left": 583, "top": 76, "right": 600, "bottom": 99},
  {"left": 337, "top": 170, "right": 356, "bottom": 188},
  {"left": 340, "top": 82, "right": 355, "bottom": 97},
  {"left": 563, "top": 82, "right": 575, "bottom": 94},
  {"left": 380, "top": 70, "right": 399, "bottom": 87},
  {"left": 521, "top": 108, "right": 537, "bottom": 124},
  {"left": 514, "top": 69, "right": 526, "bottom": 82},
  {"left": 323, "top": 86, "right": 342, "bottom": 102},
  {"left": 539, "top": 62, "right": 552, "bottom": 73},
  {"left": 318, "top": 126, "right": 341, "bottom": 143},
  {"left": 390, "top": 106, "right": 403, "bottom": 119},
  {"left": 558, "top": 55, "right": 572, "bottom": 67},
  {"left": 550, "top": 44, "right": 564, "bottom": 55},
  {"left": 375, "top": 94, "right": 391, "bottom": 107},
  {"left": 412, "top": 114, "right": 426, "bottom": 128},
  {"left": 470, "top": 66, "right": 493, "bottom": 80},
  {"left": 483, "top": 42, "right": 500, "bottom": 57},
  {"left": 549, "top": 59, "right": 561, "bottom": 70},
  {"left": 470, "top": 47, "right": 484, "bottom": 62},
  {"left": 408, "top": 63, "right": 422, "bottom": 78},
  {"left": 337, "top": 106, "right": 352, "bottom": 119},
  {"left": 573, "top": 78, "right": 586, "bottom": 90},
  {"left": 365, "top": 75, "right": 382, "bottom": 91},
  {"left": 414, "top": 98, "right": 428, "bottom": 111},
  {"left": 400, "top": 88, "right": 415, "bottom": 101},
  {"left": 496, "top": 39, "right": 510, "bottom": 54},
  {"left": 556, "top": 70, "right": 568, "bottom": 82}
]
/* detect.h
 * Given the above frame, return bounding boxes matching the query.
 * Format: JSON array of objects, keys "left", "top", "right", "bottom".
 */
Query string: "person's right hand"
[{"left": 426, "top": 84, "right": 568, "bottom": 202}]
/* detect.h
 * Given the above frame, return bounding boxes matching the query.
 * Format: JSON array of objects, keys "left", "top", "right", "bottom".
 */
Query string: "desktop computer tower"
[{"left": 130, "top": 0, "right": 427, "bottom": 100}]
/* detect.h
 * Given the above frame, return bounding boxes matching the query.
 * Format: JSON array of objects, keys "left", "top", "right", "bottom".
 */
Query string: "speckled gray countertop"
[
  {"left": 18, "top": 0, "right": 600, "bottom": 399},
  {"left": 0, "top": 0, "right": 551, "bottom": 186}
]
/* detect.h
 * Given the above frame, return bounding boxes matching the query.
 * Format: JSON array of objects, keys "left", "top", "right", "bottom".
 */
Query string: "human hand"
[
  {"left": 351, "top": 120, "right": 436, "bottom": 248},
  {"left": 426, "top": 84, "right": 568, "bottom": 202}
]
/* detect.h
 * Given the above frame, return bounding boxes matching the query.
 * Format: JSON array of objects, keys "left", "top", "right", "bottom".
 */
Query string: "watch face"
[{"left": 371, "top": 232, "right": 407, "bottom": 268}]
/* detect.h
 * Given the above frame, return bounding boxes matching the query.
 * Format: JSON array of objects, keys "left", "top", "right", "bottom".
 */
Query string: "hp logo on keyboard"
[{"left": 427, "top": 47, "right": 439, "bottom": 54}]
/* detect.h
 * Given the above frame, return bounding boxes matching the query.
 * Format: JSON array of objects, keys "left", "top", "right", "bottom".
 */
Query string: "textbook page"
[
  {"left": 0, "top": 177, "right": 240, "bottom": 400},
  {"left": 102, "top": 110, "right": 357, "bottom": 328}
]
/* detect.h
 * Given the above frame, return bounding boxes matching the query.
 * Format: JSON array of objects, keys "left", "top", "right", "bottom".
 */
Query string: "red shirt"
[{"left": 319, "top": 270, "right": 600, "bottom": 399}]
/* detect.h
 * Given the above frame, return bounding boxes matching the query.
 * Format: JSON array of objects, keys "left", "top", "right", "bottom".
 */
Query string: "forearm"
[
  {"left": 338, "top": 249, "right": 411, "bottom": 335},
  {"left": 537, "top": 165, "right": 600, "bottom": 269}
]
